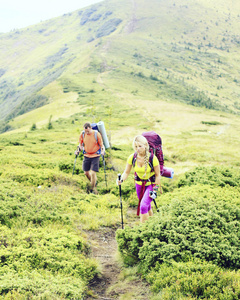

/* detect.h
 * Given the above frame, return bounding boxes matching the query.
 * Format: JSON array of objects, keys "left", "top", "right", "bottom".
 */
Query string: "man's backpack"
[
  {"left": 82, "top": 123, "right": 101, "bottom": 155},
  {"left": 90, "top": 122, "right": 110, "bottom": 149},
  {"left": 81, "top": 121, "right": 110, "bottom": 155},
  {"left": 132, "top": 131, "right": 174, "bottom": 178}
]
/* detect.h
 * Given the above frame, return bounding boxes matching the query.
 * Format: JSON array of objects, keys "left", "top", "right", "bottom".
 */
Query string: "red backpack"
[{"left": 132, "top": 131, "right": 164, "bottom": 174}]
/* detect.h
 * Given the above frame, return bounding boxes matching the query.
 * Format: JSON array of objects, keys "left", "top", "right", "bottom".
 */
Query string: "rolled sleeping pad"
[
  {"left": 97, "top": 121, "right": 110, "bottom": 149},
  {"left": 161, "top": 166, "right": 174, "bottom": 179}
]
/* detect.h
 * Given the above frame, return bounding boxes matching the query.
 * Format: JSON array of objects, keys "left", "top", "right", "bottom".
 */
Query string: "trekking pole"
[
  {"left": 150, "top": 190, "right": 159, "bottom": 212},
  {"left": 102, "top": 154, "right": 107, "bottom": 187},
  {"left": 118, "top": 173, "right": 124, "bottom": 229},
  {"left": 72, "top": 147, "right": 80, "bottom": 176},
  {"left": 152, "top": 198, "right": 159, "bottom": 213}
]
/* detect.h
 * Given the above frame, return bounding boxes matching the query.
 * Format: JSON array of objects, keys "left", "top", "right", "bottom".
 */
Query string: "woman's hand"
[
  {"left": 116, "top": 173, "right": 123, "bottom": 186},
  {"left": 116, "top": 178, "right": 123, "bottom": 186}
]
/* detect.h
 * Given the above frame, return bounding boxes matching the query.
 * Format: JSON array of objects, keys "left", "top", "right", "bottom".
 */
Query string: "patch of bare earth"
[{"left": 84, "top": 209, "right": 152, "bottom": 299}]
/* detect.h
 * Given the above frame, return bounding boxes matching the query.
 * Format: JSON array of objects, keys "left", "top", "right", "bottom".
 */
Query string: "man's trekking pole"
[
  {"left": 118, "top": 173, "right": 124, "bottom": 229},
  {"left": 72, "top": 147, "right": 80, "bottom": 176},
  {"left": 102, "top": 154, "right": 107, "bottom": 187}
]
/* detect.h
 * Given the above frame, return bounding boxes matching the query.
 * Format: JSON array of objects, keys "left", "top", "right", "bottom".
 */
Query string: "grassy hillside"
[
  {"left": 0, "top": 0, "right": 240, "bottom": 298},
  {"left": 0, "top": 93, "right": 240, "bottom": 298},
  {"left": 0, "top": 0, "right": 240, "bottom": 133}
]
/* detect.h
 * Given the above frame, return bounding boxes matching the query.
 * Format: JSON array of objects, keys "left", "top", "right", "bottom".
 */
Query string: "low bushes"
[
  {"left": 178, "top": 166, "right": 240, "bottom": 188},
  {"left": 0, "top": 271, "right": 86, "bottom": 299},
  {"left": 116, "top": 166, "right": 240, "bottom": 297},
  {"left": 117, "top": 195, "right": 240, "bottom": 271},
  {"left": 96, "top": 18, "right": 122, "bottom": 38},
  {"left": 0, "top": 172, "right": 121, "bottom": 297},
  {"left": 0, "top": 225, "right": 98, "bottom": 299},
  {"left": 147, "top": 260, "right": 240, "bottom": 299}
]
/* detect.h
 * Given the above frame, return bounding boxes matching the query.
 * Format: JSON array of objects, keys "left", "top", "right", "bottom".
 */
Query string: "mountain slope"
[{"left": 0, "top": 0, "right": 240, "bottom": 133}]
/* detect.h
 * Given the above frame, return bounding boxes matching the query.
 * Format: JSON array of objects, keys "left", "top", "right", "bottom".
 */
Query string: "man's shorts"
[{"left": 83, "top": 156, "right": 100, "bottom": 172}]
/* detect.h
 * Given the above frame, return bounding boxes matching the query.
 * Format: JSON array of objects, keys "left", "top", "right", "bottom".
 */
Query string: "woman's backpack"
[
  {"left": 132, "top": 131, "right": 174, "bottom": 178},
  {"left": 142, "top": 131, "right": 164, "bottom": 174}
]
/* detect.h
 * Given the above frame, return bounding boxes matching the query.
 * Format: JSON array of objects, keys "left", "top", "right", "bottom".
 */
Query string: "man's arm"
[
  {"left": 79, "top": 132, "right": 84, "bottom": 151},
  {"left": 75, "top": 133, "right": 83, "bottom": 155},
  {"left": 97, "top": 132, "right": 105, "bottom": 155},
  {"left": 101, "top": 144, "right": 105, "bottom": 155}
]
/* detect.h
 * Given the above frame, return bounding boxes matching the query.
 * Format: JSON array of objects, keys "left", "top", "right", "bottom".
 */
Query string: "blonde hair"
[{"left": 133, "top": 135, "right": 149, "bottom": 178}]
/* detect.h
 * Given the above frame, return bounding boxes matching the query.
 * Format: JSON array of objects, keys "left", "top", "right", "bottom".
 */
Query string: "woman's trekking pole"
[
  {"left": 118, "top": 173, "right": 124, "bottom": 229},
  {"left": 153, "top": 199, "right": 159, "bottom": 212},
  {"left": 150, "top": 190, "right": 159, "bottom": 212},
  {"left": 102, "top": 154, "right": 107, "bottom": 187}
]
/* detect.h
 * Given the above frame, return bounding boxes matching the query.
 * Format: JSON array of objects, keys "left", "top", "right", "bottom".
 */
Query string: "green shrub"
[
  {"left": 1, "top": 167, "right": 79, "bottom": 187},
  {"left": 201, "top": 121, "right": 223, "bottom": 125},
  {"left": 0, "top": 271, "right": 86, "bottom": 299},
  {"left": 0, "top": 225, "right": 98, "bottom": 283},
  {"left": 0, "top": 179, "right": 77, "bottom": 227},
  {"left": 8, "top": 95, "right": 48, "bottom": 121},
  {"left": 116, "top": 197, "right": 240, "bottom": 271},
  {"left": 147, "top": 260, "right": 240, "bottom": 299},
  {"left": 178, "top": 166, "right": 240, "bottom": 188},
  {"left": 96, "top": 18, "right": 122, "bottom": 38},
  {"left": 80, "top": 7, "right": 97, "bottom": 25},
  {"left": 30, "top": 123, "right": 37, "bottom": 131}
]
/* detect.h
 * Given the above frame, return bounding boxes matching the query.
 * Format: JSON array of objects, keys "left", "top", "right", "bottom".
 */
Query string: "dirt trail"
[
  {"left": 124, "top": 0, "right": 137, "bottom": 34},
  {"left": 85, "top": 1, "right": 151, "bottom": 297},
  {"left": 84, "top": 227, "right": 119, "bottom": 299},
  {"left": 84, "top": 209, "right": 152, "bottom": 299}
]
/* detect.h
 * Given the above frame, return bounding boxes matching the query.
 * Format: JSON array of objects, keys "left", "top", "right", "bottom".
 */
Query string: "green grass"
[
  {"left": 0, "top": 0, "right": 240, "bottom": 297},
  {"left": 1, "top": 0, "right": 240, "bottom": 126},
  {"left": 1, "top": 86, "right": 239, "bottom": 297}
]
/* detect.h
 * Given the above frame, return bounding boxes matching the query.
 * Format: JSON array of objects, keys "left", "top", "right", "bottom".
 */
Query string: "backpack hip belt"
[{"left": 134, "top": 173, "right": 155, "bottom": 183}]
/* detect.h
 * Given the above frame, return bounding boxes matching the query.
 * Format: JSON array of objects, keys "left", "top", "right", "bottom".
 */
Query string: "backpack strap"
[
  {"left": 132, "top": 152, "right": 138, "bottom": 167},
  {"left": 94, "top": 130, "right": 98, "bottom": 144},
  {"left": 82, "top": 130, "right": 100, "bottom": 155},
  {"left": 82, "top": 131, "right": 85, "bottom": 152},
  {"left": 132, "top": 152, "right": 154, "bottom": 172}
]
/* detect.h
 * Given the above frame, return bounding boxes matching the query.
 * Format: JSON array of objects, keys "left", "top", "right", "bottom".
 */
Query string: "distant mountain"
[{"left": 0, "top": 0, "right": 239, "bottom": 132}]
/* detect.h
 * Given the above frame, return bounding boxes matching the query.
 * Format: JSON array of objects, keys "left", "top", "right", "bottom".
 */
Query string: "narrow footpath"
[{"left": 84, "top": 209, "right": 152, "bottom": 300}]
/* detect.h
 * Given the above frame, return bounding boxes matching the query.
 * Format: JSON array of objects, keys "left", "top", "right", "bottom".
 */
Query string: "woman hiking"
[{"left": 117, "top": 135, "right": 161, "bottom": 223}]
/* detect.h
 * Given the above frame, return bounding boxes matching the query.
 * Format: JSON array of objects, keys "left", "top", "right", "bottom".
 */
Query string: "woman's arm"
[
  {"left": 153, "top": 164, "right": 161, "bottom": 186},
  {"left": 118, "top": 163, "right": 132, "bottom": 184}
]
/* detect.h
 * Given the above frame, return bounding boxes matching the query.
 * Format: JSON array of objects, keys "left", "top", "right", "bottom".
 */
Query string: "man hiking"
[{"left": 75, "top": 122, "right": 105, "bottom": 194}]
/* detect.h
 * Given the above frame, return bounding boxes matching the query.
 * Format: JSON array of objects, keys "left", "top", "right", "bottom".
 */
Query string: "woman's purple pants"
[{"left": 135, "top": 183, "right": 153, "bottom": 214}]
